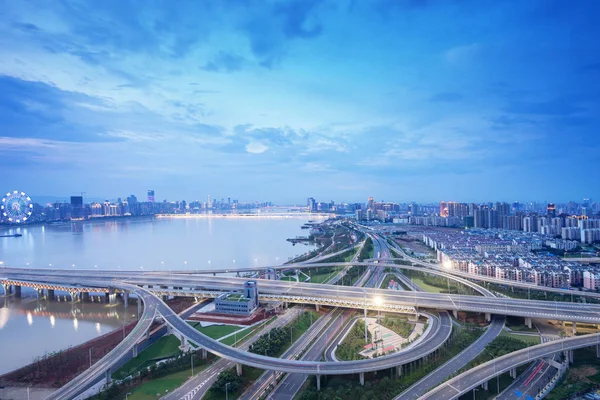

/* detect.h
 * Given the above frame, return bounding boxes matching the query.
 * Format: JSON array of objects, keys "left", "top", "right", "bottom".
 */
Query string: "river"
[{"left": 0, "top": 215, "right": 319, "bottom": 374}]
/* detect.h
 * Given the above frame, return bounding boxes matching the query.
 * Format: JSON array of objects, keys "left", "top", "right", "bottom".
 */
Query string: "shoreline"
[{"left": 156, "top": 212, "right": 330, "bottom": 219}]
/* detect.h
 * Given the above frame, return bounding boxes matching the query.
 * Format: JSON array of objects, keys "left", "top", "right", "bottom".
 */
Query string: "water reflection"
[{"left": 0, "top": 291, "right": 136, "bottom": 374}]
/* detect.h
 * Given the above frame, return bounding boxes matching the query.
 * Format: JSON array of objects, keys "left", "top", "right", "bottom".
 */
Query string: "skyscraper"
[
  {"left": 547, "top": 203, "right": 556, "bottom": 218},
  {"left": 439, "top": 201, "right": 449, "bottom": 217},
  {"left": 147, "top": 190, "right": 155, "bottom": 203},
  {"left": 70, "top": 196, "right": 83, "bottom": 220},
  {"left": 367, "top": 197, "right": 374, "bottom": 211}
]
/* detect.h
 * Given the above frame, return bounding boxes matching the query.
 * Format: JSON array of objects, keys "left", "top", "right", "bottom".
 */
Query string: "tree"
[{"left": 211, "top": 368, "right": 242, "bottom": 393}]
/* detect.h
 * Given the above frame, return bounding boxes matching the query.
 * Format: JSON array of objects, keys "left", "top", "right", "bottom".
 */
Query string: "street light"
[
  {"left": 374, "top": 296, "right": 383, "bottom": 348},
  {"left": 125, "top": 392, "right": 132, "bottom": 400},
  {"left": 226, "top": 382, "right": 231, "bottom": 400},
  {"left": 363, "top": 289, "right": 368, "bottom": 344}
]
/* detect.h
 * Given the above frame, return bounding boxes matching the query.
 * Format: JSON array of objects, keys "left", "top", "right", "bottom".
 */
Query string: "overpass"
[
  {"left": 421, "top": 333, "right": 600, "bottom": 400},
  {"left": 3, "top": 268, "right": 600, "bottom": 323}
]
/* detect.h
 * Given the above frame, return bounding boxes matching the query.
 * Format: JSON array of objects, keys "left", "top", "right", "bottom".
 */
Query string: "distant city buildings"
[{"left": 421, "top": 229, "right": 590, "bottom": 290}]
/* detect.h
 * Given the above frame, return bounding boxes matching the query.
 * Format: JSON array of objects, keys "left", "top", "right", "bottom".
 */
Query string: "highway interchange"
[{"left": 2, "top": 231, "right": 600, "bottom": 400}]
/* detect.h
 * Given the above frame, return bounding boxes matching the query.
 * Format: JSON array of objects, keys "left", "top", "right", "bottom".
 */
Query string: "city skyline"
[{"left": 1, "top": 1, "right": 599, "bottom": 203}]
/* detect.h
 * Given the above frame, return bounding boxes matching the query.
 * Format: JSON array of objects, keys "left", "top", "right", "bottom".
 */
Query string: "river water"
[{"left": 0, "top": 216, "right": 318, "bottom": 374}]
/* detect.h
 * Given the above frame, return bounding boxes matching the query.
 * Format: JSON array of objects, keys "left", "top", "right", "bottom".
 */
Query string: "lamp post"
[
  {"left": 363, "top": 289, "right": 368, "bottom": 344},
  {"left": 191, "top": 351, "right": 195, "bottom": 376},
  {"left": 226, "top": 382, "right": 231, "bottom": 400},
  {"left": 125, "top": 393, "right": 132, "bottom": 400}
]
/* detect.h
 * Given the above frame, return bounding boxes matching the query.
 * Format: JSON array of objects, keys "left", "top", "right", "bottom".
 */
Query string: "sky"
[{"left": 0, "top": 0, "right": 599, "bottom": 204}]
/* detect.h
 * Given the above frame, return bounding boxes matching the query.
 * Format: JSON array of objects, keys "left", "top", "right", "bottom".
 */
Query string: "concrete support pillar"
[
  {"left": 573, "top": 322, "right": 577, "bottom": 335},
  {"left": 133, "top": 345, "right": 138, "bottom": 358},
  {"left": 201, "top": 348, "right": 208, "bottom": 359},
  {"left": 137, "top": 300, "right": 142, "bottom": 319},
  {"left": 14, "top": 285, "right": 21, "bottom": 298},
  {"left": 105, "top": 292, "right": 110, "bottom": 303},
  {"left": 452, "top": 310, "right": 458, "bottom": 319},
  {"left": 482, "top": 381, "right": 488, "bottom": 391},
  {"left": 161, "top": 295, "right": 168, "bottom": 302},
  {"left": 596, "top": 344, "right": 600, "bottom": 359},
  {"left": 510, "top": 368, "right": 517, "bottom": 379},
  {"left": 359, "top": 372, "right": 365, "bottom": 386},
  {"left": 236, "top": 363, "right": 243, "bottom": 376},
  {"left": 396, "top": 365, "right": 402, "bottom": 376},
  {"left": 69, "top": 291, "right": 77, "bottom": 302},
  {"left": 569, "top": 350, "right": 574, "bottom": 364},
  {"left": 105, "top": 369, "right": 111, "bottom": 384},
  {"left": 316, "top": 375, "right": 321, "bottom": 391},
  {"left": 82, "top": 292, "right": 90, "bottom": 302},
  {"left": 525, "top": 317, "right": 532, "bottom": 329},
  {"left": 315, "top": 304, "right": 320, "bottom": 312},
  {"left": 47, "top": 289, "right": 55, "bottom": 300},
  {"left": 124, "top": 291, "right": 129, "bottom": 308},
  {"left": 145, "top": 330, "right": 150, "bottom": 340},
  {"left": 1, "top": 284, "right": 8, "bottom": 295},
  {"left": 485, "top": 313, "right": 491, "bottom": 322},
  {"left": 36, "top": 288, "right": 43, "bottom": 299}
]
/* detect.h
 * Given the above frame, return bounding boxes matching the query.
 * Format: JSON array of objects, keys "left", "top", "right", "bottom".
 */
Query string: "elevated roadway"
[
  {"left": 4, "top": 269, "right": 600, "bottom": 323},
  {"left": 46, "top": 282, "right": 156, "bottom": 400},
  {"left": 421, "top": 333, "right": 600, "bottom": 400}
]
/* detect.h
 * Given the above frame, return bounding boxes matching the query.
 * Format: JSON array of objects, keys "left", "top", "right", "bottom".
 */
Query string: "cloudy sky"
[{"left": 1, "top": 0, "right": 599, "bottom": 204}]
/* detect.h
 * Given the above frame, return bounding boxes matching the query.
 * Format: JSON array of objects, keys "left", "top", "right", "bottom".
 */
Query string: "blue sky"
[{"left": 0, "top": 0, "right": 599, "bottom": 204}]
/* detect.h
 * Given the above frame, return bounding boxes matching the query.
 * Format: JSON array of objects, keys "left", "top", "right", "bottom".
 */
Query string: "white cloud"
[
  {"left": 245, "top": 141, "right": 269, "bottom": 154},
  {"left": 444, "top": 43, "right": 480, "bottom": 65}
]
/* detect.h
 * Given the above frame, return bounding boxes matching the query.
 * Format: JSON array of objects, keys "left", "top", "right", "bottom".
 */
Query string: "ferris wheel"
[{"left": 1, "top": 190, "right": 33, "bottom": 223}]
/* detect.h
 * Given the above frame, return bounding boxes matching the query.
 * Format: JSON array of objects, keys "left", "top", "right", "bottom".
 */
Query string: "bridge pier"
[
  {"left": 525, "top": 317, "right": 532, "bottom": 329},
  {"left": 597, "top": 345, "right": 600, "bottom": 359},
  {"left": 481, "top": 381, "right": 488, "bottom": 391},
  {"left": 485, "top": 313, "right": 491, "bottom": 322},
  {"left": 137, "top": 300, "right": 142, "bottom": 319},
  {"left": 573, "top": 322, "right": 577, "bottom": 335},
  {"left": 509, "top": 368, "right": 517, "bottom": 379},
  {"left": 14, "top": 285, "right": 21, "bottom": 298},
  {"left": 36, "top": 288, "right": 43, "bottom": 299},
  {"left": 359, "top": 372, "right": 365, "bottom": 386},
  {"left": 105, "top": 369, "right": 111, "bottom": 384},
  {"left": 201, "top": 348, "right": 207, "bottom": 359},
  {"left": 395, "top": 365, "right": 402, "bottom": 376},
  {"left": 452, "top": 310, "right": 458, "bottom": 319},
  {"left": 133, "top": 344, "right": 138, "bottom": 358},
  {"left": 2, "top": 284, "right": 11, "bottom": 296},
  {"left": 315, "top": 304, "right": 320, "bottom": 312},
  {"left": 47, "top": 289, "right": 55, "bottom": 300},
  {"left": 569, "top": 350, "right": 574, "bottom": 364},
  {"left": 81, "top": 292, "right": 90, "bottom": 302},
  {"left": 236, "top": 363, "right": 243, "bottom": 376},
  {"left": 316, "top": 375, "right": 321, "bottom": 391},
  {"left": 124, "top": 291, "right": 129, "bottom": 308}
]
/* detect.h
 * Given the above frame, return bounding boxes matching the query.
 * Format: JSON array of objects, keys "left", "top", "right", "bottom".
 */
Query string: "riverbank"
[{"left": 0, "top": 298, "right": 195, "bottom": 389}]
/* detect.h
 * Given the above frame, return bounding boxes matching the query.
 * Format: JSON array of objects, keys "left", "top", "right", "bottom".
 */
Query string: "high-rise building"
[
  {"left": 547, "top": 203, "right": 556, "bottom": 218},
  {"left": 367, "top": 197, "right": 374, "bottom": 211},
  {"left": 495, "top": 202, "right": 510, "bottom": 216},
  {"left": 207, "top": 195, "right": 212, "bottom": 209},
  {"left": 147, "top": 190, "right": 155, "bottom": 203},
  {"left": 439, "top": 201, "right": 449, "bottom": 217},
  {"left": 70, "top": 196, "right": 84, "bottom": 220}
]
